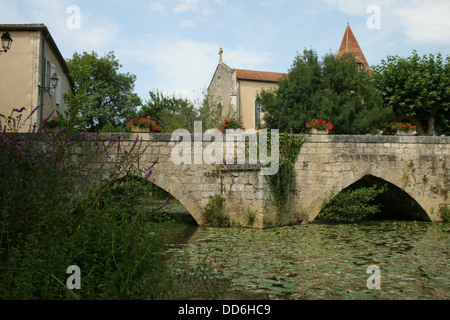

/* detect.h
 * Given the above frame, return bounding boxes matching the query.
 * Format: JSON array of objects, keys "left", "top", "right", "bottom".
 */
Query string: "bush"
[
  {"left": 318, "top": 185, "right": 387, "bottom": 223},
  {"left": 203, "top": 195, "right": 230, "bottom": 227},
  {"left": 441, "top": 205, "right": 450, "bottom": 223},
  {"left": 0, "top": 107, "right": 229, "bottom": 299}
]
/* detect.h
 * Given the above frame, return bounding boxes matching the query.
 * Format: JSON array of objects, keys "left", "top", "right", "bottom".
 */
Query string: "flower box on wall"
[
  {"left": 125, "top": 118, "right": 158, "bottom": 133},
  {"left": 310, "top": 128, "right": 330, "bottom": 135},
  {"left": 306, "top": 119, "right": 334, "bottom": 135},
  {"left": 391, "top": 123, "right": 417, "bottom": 136},
  {"left": 395, "top": 130, "right": 416, "bottom": 136}
]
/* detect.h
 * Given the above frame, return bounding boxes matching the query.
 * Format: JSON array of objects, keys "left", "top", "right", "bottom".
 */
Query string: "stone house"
[
  {"left": 0, "top": 24, "right": 74, "bottom": 132},
  {"left": 207, "top": 25, "right": 369, "bottom": 131}
]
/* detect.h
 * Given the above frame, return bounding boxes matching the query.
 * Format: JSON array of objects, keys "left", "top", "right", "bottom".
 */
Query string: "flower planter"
[
  {"left": 310, "top": 128, "right": 329, "bottom": 135},
  {"left": 395, "top": 130, "right": 416, "bottom": 136},
  {"left": 306, "top": 119, "right": 334, "bottom": 134},
  {"left": 125, "top": 118, "right": 158, "bottom": 133},
  {"left": 223, "top": 128, "right": 243, "bottom": 134},
  {"left": 130, "top": 125, "right": 150, "bottom": 133}
]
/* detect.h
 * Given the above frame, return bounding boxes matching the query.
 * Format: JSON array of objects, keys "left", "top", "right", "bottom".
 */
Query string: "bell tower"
[{"left": 338, "top": 24, "right": 371, "bottom": 72}]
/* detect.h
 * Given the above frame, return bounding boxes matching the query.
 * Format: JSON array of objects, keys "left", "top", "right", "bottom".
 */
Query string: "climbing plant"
[{"left": 266, "top": 133, "right": 304, "bottom": 221}]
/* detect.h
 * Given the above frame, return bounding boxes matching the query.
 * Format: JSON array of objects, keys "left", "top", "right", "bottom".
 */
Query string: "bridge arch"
[
  {"left": 313, "top": 172, "right": 431, "bottom": 222},
  {"left": 146, "top": 174, "right": 205, "bottom": 226}
]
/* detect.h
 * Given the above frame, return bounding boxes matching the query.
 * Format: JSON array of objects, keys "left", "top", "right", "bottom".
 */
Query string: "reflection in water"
[{"left": 170, "top": 221, "right": 450, "bottom": 300}]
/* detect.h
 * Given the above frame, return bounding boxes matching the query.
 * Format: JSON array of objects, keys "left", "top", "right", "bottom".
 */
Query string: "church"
[{"left": 207, "top": 24, "right": 370, "bottom": 131}]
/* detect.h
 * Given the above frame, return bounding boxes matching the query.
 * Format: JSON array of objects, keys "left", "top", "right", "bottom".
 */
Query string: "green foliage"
[
  {"left": 140, "top": 89, "right": 222, "bottom": 133},
  {"left": 373, "top": 51, "right": 450, "bottom": 136},
  {"left": 197, "top": 91, "right": 223, "bottom": 131},
  {"left": 258, "top": 49, "right": 393, "bottom": 134},
  {"left": 0, "top": 108, "right": 227, "bottom": 300},
  {"left": 65, "top": 51, "right": 141, "bottom": 131},
  {"left": 246, "top": 207, "right": 257, "bottom": 225},
  {"left": 441, "top": 205, "right": 450, "bottom": 223},
  {"left": 138, "top": 90, "right": 198, "bottom": 133},
  {"left": 101, "top": 122, "right": 126, "bottom": 133},
  {"left": 266, "top": 133, "right": 304, "bottom": 220},
  {"left": 318, "top": 185, "right": 388, "bottom": 223},
  {"left": 203, "top": 195, "right": 230, "bottom": 227}
]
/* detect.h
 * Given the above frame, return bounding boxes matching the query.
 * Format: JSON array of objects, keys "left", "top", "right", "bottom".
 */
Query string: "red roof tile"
[
  {"left": 338, "top": 25, "right": 370, "bottom": 71},
  {"left": 236, "top": 69, "right": 286, "bottom": 82}
]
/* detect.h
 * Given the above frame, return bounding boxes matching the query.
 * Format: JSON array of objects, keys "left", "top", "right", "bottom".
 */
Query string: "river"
[{"left": 169, "top": 221, "right": 449, "bottom": 300}]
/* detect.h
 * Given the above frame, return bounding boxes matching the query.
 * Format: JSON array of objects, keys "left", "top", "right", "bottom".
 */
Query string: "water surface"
[{"left": 170, "top": 221, "right": 449, "bottom": 300}]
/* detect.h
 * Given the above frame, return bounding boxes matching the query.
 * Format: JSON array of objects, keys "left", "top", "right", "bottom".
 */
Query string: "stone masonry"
[{"left": 89, "top": 133, "right": 449, "bottom": 228}]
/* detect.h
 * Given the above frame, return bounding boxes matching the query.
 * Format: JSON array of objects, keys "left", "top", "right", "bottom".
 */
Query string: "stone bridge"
[{"left": 95, "top": 133, "right": 449, "bottom": 228}]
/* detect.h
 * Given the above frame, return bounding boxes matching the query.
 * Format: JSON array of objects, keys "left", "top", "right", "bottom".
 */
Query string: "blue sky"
[{"left": 1, "top": 0, "right": 450, "bottom": 103}]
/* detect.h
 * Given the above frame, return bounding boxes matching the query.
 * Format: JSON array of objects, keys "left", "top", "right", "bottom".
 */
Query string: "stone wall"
[
  {"left": 289, "top": 134, "right": 449, "bottom": 224},
  {"left": 92, "top": 133, "right": 275, "bottom": 228},
  {"left": 74, "top": 133, "right": 449, "bottom": 228}
]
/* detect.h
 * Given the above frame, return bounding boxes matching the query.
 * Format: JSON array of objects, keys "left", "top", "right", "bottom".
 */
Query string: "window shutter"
[
  {"left": 50, "top": 64, "right": 56, "bottom": 95},
  {"left": 56, "top": 75, "right": 62, "bottom": 105}
]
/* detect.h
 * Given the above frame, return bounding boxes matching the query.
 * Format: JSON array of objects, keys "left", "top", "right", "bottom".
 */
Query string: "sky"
[{"left": 1, "top": 0, "right": 449, "bottom": 104}]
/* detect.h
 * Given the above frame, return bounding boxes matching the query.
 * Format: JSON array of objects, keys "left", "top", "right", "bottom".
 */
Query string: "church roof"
[
  {"left": 338, "top": 25, "right": 370, "bottom": 71},
  {"left": 236, "top": 69, "right": 286, "bottom": 83}
]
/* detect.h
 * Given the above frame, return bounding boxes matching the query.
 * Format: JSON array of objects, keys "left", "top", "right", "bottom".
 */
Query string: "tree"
[
  {"left": 138, "top": 90, "right": 199, "bottom": 133},
  {"left": 65, "top": 51, "right": 141, "bottom": 131},
  {"left": 373, "top": 51, "right": 450, "bottom": 136},
  {"left": 258, "top": 49, "right": 392, "bottom": 134},
  {"left": 196, "top": 90, "right": 223, "bottom": 131}
]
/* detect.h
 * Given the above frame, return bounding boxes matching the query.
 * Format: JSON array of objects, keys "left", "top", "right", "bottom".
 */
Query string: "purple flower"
[
  {"left": 58, "top": 127, "right": 67, "bottom": 134},
  {"left": 129, "top": 136, "right": 139, "bottom": 153},
  {"left": 13, "top": 107, "right": 26, "bottom": 113},
  {"left": 163, "top": 197, "right": 170, "bottom": 206},
  {"left": 144, "top": 167, "right": 153, "bottom": 179}
]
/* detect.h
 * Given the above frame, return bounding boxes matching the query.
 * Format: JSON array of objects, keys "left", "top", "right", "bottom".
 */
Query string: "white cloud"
[
  {"left": 69, "top": 19, "right": 121, "bottom": 53},
  {"left": 392, "top": 0, "right": 450, "bottom": 45},
  {"left": 118, "top": 36, "right": 218, "bottom": 100},
  {"left": 173, "top": 0, "right": 213, "bottom": 16},
  {"left": 117, "top": 34, "right": 274, "bottom": 101},
  {"left": 0, "top": 0, "right": 21, "bottom": 22},
  {"left": 149, "top": 2, "right": 166, "bottom": 13},
  {"left": 323, "top": 0, "right": 394, "bottom": 15},
  {"left": 173, "top": 0, "right": 201, "bottom": 13},
  {"left": 180, "top": 19, "right": 196, "bottom": 27},
  {"left": 324, "top": 0, "right": 450, "bottom": 45},
  {"left": 262, "top": 0, "right": 283, "bottom": 7},
  {"left": 0, "top": 0, "right": 121, "bottom": 55}
]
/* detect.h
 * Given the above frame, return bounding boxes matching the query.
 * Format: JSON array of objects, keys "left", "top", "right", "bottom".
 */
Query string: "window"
[
  {"left": 255, "top": 100, "right": 261, "bottom": 128},
  {"left": 218, "top": 103, "right": 223, "bottom": 117}
]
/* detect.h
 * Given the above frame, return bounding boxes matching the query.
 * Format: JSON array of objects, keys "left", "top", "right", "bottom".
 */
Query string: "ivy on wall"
[{"left": 266, "top": 133, "right": 304, "bottom": 221}]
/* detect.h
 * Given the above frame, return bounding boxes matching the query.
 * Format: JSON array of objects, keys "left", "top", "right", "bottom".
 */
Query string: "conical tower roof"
[{"left": 338, "top": 24, "right": 370, "bottom": 71}]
